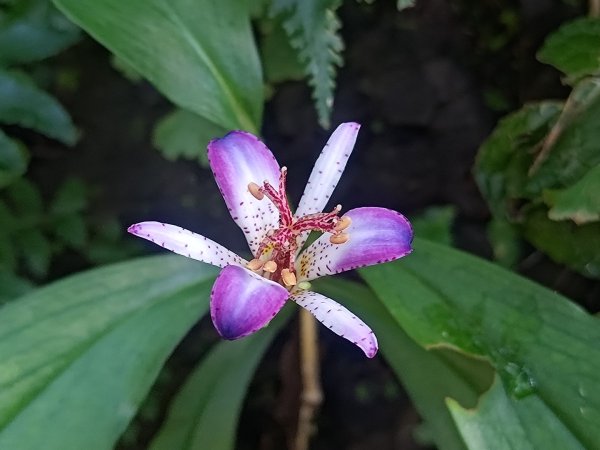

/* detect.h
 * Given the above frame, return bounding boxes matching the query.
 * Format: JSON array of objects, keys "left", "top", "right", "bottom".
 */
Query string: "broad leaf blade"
[
  {"left": 0, "top": 255, "right": 218, "bottom": 450},
  {"left": 53, "top": 0, "right": 262, "bottom": 133},
  {"left": 314, "top": 277, "right": 474, "bottom": 450},
  {"left": 360, "top": 238, "right": 600, "bottom": 448},
  {"left": 150, "top": 306, "right": 292, "bottom": 450},
  {"left": 447, "top": 377, "right": 584, "bottom": 450}
]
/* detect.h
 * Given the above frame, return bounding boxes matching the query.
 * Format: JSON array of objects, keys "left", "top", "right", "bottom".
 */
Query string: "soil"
[{"left": 25, "top": 0, "right": 596, "bottom": 449}]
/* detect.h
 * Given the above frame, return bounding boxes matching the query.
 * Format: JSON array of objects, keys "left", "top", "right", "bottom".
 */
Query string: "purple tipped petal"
[
  {"left": 211, "top": 265, "right": 289, "bottom": 340},
  {"left": 295, "top": 123, "right": 360, "bottom": 217},
  {"left": 298, "top": 207, "right": 413, "bottom": 281},
  {"left": 208, "top": 131, "right": 281, "bottom": 256},
  {"left": 128, "top": 222, "right": 246, "bottom": 268},
  {"left": 292, "top": 290, "right": 378, "bottom": 358}
]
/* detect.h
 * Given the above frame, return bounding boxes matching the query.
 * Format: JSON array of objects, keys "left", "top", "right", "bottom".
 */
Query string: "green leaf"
[
  {"left": 261, "top": 19, "right": 305, "bottom": 84},
  {"left": 360, "top": 238, "right": 600, "bottom": 448},
  {"left": 0, "top": 129, "right": 28, "bottom": 189},
  {"left": 52, "top": 214, "right": 87, "bottom": 249},
  {"left": 149, "top": 306, "right": 292, "bottom": 450},
  {"left": 0, "top": 272, "right": 34, "bottom": 305},
  {"left": 315, "top": 277, "right": 477, "bottom": 450},
  {"left": 6, "top": 178, "right": 43, "bottom": 218},
  {"left": 15, "top": 229, "right": 51, "bottom": 277},
  {"left": 270, "top": 0, "right": 343, "bottom": 128},
  {"left": 522, "top": 207, "right": 600, "bottom": 279},
  {"left": 447, "top": 377, "right": 584, "bottom": 450},
  {"left": 396, "top": 0, "right": 415, "bottom": 10},
  {"left": 0, "top": 255, "right": 218, "bottom": 450},
  {"left": 152, "top": 109, "right": 225, "bottom": 167},
  {"left": 544, "top": 164, "right": 600, "bottom": 224},
  {"left": 0, "top": 0, "right": 80, "bottom": 65},
  {"left": 49, "top": 177, "right": 88, "bottom": 214},
  {"left": 53, "top": 0, "right": 262, "bottom": 133},
  {"left": 474, "top": 101, "right": 562, "bottom": 215},
  {"left": 410, "top": 205, "right": 456, "bottom": 246},
  {"left": 537, "top": 17, "right": 600, "bottom": 81},
  {"left": 0, "top": 69, "right": 77, "bottom": 145},
  {"left": 487, "top": 218, "right": 521, "bottom": 268}
]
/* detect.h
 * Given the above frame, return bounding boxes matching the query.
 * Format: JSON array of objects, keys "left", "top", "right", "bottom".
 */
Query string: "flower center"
[{"left": 245, "top": 167, "right": 351, "bottom": 287}]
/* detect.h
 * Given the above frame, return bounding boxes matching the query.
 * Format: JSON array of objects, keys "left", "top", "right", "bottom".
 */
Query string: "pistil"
[{"left": 247, "top": 166, "right": 350, "bottom": 287}]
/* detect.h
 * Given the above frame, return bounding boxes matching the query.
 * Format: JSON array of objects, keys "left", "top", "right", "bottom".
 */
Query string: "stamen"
[
  {"left": 330, "top": 233, "right": 350, "bottom": 244},
  {"left": 246, "top": 259, "right": 264, "bottom": 271},
  {"left": 248, "top": 182, "right": 264, "bottom": 200},
  {"left": 263, "top": 260, "right": 277, "bottom": 273},
  {"left": 334, "top": 216, "right": 352, "bottom": 231},
  {"left": 281, "top": 268, "right": 297, "bottom": 287}
]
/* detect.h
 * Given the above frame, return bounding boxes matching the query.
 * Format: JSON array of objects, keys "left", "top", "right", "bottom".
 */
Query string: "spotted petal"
[
  {"left": 297, "top": 207, "right": 413, "bottom": 281},
  {"left": 292, "top": 289, "right": 378, "bottom": 358},
  {"left": 295, "top": 122, "right": 360, "bottom": 219},
  {"left": 208, "top": 131, "right": 280, "bottom": 256},
  {"left": 211, "top": 265, "right": 289, "bottom": 340},
  {"left": 128, "top": 222, "right": 246, "bottom": 268}
]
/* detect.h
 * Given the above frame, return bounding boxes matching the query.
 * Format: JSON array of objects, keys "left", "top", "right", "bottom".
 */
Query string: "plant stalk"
[{"left": 294, "top": 309, "right": 322, "bottom": 450}]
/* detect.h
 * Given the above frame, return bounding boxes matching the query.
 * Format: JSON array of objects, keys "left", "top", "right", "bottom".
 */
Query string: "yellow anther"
[
  {"left": 248, "top": 182, "right": 264, "bottom": 200},
  {"left": 334, "top": 216, "right": 352, "bottom": 231},
  {"left": 246, "top": 259, "right": 264, "bottom": 271},
  {"left": 281, "top": 268, "right": 297, "bottom": 287},
  {"left": 330, "top": 232, "right": 350, "bottom": 245},
  {"left": 263, "top": 260, "right": 277, "bottom": 273}
]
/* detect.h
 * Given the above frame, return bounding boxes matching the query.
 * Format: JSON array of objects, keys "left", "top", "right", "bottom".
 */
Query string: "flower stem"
[{"left": 295, "top": 309, "right": 322, "bottom": 450}]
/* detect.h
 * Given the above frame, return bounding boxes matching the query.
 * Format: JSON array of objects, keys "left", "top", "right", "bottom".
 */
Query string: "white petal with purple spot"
[
  {"left": 208, "top": 131, "right": 281, "bottom": 256},
  {"left": 292, "top": 289, "right": 378, "bottom": 358},
  {"left": 297, "top": 207, "right": 413, "bottom": 281},
  {"left": 295, "top": 122, "right": 359, "bottom": 215},
  {"left": 211, "top": 265, "right": 289, "bottom": 340},
  {"left": 128, "top": 222, "right": 246, "bottom": 268}
]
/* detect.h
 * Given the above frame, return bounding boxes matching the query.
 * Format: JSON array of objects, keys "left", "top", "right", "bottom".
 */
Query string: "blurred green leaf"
[
  {"left": 487, "top": 218, "right": 521, "bottom": 267},
  {"left": 538, "top": 17, "right": 600, "bottom": 81},
  {"left": 544, "top": 164, "right": 600, "bottom": 224},
  {"left": 152, "top": 109, "right": 225, "bottom": 167},
  {"left": 149, "top": 306, "right": 292, "bottom": 450},
  {"left": 49, "top": 177, "right": 88, "bottom": 214},
  {"left": 52, "top": 213, "right": 87, "bottom": 249},
  {"left": 110, "top": 54, "right": 142, "bottom": 83},
  {"left": 447, "top": 376, "right": 583, "bottom": 450},
  {"left": 0, "top": 129, "right": 28, "bottom": 188},
  {"left": 270, "top": 0, "right": 343, "bottom": 128},
  {"left": 53, "top": 0, "right": 262, "bottom": 133},
  {"left": 0, "top": 255, "right": 218, "bottom": 450},
  {"left": 0, "top": 271, "right": 33, "bottom": 304},
  {"left": 397, "top": 0, "right": 415, "bottom": 10},
  {"left": 15, "top": 228, "right": 51, "bottom": 277},
  {"left": 0, "top": 69, "right": 77, "bottom": 145},
  {"left": 6, "top": 178, "right": 43, "bottom": 218},
  {"left": 475, "top": 101, "right": 562, "bottom": 215},
  {"left": 261, "top": 19, "right": 304, "bottom": 84},
  {"left": 523, "top": 207, "right": 600, "bottom": 279},
  {"left": 0, "top": 232, "right": 17, "bottom": 273},
  {"left": 410, "top": 205, "right": 456, "bottom": 246},
  {"left": 0, "top": 0, "right": 80, "bottom": 65},
  {"left": 526, "top": 78, "right": 600, "bottom": 196},
  {"left": 360, "top": 238, "right": 600, "bottom": 448}
]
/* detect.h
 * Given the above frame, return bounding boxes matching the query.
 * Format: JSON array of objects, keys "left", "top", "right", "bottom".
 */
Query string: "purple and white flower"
[{"left": 128, "top": 123, "right": 412, "bottom": 358}]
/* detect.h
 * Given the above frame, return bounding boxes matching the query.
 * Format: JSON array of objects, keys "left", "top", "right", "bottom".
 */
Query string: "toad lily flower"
[{"left": 128, "top": 123, "right": 412, "bottom": 358}]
